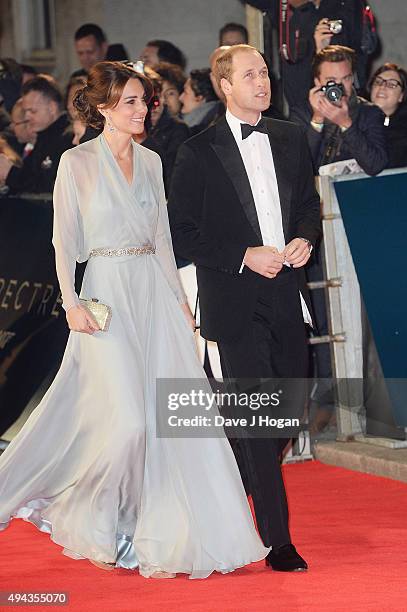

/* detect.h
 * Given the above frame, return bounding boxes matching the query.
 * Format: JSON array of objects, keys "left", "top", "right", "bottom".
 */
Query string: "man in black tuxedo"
[{"left": 168, "top": 45, "right": 320, "bottom": 571}]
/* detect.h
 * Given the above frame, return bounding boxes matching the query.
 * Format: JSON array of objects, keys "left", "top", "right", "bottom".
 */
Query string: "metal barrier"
[
  {"left": 317, "top": 168, "right": 407, "bottom": 442},
  {"left": 0, "top": 194, "right": 84, "bottom": 437}
]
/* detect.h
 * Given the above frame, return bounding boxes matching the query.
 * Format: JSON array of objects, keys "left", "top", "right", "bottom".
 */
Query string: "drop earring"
[{"left": 106, "top": 116, "right": 115, "bottom": 132}]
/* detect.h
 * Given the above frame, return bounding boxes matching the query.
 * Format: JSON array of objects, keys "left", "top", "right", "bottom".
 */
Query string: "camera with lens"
[
  {"left": 328, "top": 19, "right": 343, "bottom": 35},
  {"left": 320, "top": 80, "right": 345, "bottom": 104}
]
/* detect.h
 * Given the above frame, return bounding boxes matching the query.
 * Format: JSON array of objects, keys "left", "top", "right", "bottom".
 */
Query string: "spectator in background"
[
  {"left": 180, "top": 68, "right": 218, "bottom": 133},
  {"left": 0, "top": 59, "right": 23, "bottom": 150},
  {"left": 106, "top": 43, "right": 129, "bottom": 62},
  {"left": 291, "top": 45, "right": 387, "bottom": 433},
  {"left": 369, "top": 63, "right": 407, "bottom": 169},
  {"left": 142, "top": 76, "right": 189, "bottom": 194},
  {"left": 140, "top": 40, "right": 187, "bottom": 71},
  {"left": 0, "top": 136, "right": 21, "bottom": 186},
  {"left": 65, "top": 75, "right": 88, "bottom": 145},
  {"left": 219, "top": 22, "right": 248, "bottom": 46},
  {"left": 0, "top": 58, "right": 22, "bottom": 116},
  {"left": 154, "top": 62, "right": 186, "bottom": 118},
  {"left": 72, "top": 23, "right": 108, "bottom": 77},
  {"left": 0, "top": 102, "right": 10, "bottom": 133},
  {"left": 291, "top": 45, "right": 387, "bottom": 176},
  {"left": 0, "top": 76, "right": 72, "bottom": 194},
  {"left": 9, "top": 98, "right": 36, "bottom": 157},
  {"left": 128, "top": 66, "right": 189, "bottom": 194},
  {"left": 20, "top": 64, "right": 37, "bottom": 84},
  {"left": 246, "top": 0, "right": 378, "bottom": 112},
  {"left": 0, "top": 134, "right": 21, "bottom": 195}
]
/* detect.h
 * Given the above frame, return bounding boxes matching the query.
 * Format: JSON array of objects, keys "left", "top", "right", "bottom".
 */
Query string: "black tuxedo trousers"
[{"left": 217, "top": 266, "right": 308, "bottom": 548}]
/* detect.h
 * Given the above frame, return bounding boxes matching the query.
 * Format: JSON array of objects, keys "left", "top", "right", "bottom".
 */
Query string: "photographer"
[
  {"left": 291, "top": 45, "right": 387, "bottom": 176},
  {"left": 245, "top": 1, "right": 377, "bottom": 112},
  {"left": 290, "top": 45, "right": 386, "bottom": 434}
]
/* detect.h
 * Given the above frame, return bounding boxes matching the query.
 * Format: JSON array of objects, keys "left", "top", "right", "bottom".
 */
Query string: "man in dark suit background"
[{"left": 168, "top": 44, "right": 320, "bottom": 571}]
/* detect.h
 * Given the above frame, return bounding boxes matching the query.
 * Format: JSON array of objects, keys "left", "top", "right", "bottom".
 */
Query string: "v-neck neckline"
[{"left": 101, "top": 134, "right": 136, "bottom": 188}]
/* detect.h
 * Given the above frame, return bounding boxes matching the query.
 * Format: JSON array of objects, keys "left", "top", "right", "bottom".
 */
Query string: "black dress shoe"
[{"left": 266, "top": 544, "right": 308, "bottom": 572}]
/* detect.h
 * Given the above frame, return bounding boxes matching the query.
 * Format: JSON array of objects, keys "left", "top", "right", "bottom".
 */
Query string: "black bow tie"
[{"left": 241, "top": 119, "right": 268, "bottom": 140}]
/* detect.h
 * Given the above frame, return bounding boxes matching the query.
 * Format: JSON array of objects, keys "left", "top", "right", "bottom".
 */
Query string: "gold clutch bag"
[{"left": 79, "top": 298, "right": 112, "bottom": 332}]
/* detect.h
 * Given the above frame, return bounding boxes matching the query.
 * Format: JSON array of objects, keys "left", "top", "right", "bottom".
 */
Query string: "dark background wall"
[{"left": 0, "top": 1, "right": 405, "bottom": 85}]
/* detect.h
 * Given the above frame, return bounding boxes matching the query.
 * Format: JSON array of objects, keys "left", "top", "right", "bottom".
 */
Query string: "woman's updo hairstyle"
[{"left": 73, "top": 61, "right": 154, "bottom": 129}]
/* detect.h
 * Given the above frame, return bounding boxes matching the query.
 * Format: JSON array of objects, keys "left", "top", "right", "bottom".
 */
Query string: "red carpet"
[{"left": 1, "top": 461, "right": 406, "bottom": 612}]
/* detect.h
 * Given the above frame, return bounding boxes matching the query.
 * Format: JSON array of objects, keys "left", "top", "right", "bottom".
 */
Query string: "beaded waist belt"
[{"left": 89, "top": 245, "right": 156, "bottom": 258}]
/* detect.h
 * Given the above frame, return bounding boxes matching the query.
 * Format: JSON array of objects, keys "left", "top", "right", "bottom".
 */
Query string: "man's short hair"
[
  {"left": 146, "top": 40, "right": 186, "bottom": 71},
  {"left": 213, "top": 44, "right": 258, "bottom": 90},
  {"left": 74, "top": 23, "right": 106, "bottom": 45},
  {"left": 219, "top": 22, "right": 249, "bottom": 45},
  {"left": 189, "top": 69, "right": 217, "bottom": 102},
  {"left": 155, "top": 62, "right": 186, "bottom": 94},
  {"left": 21, "top": 76, "right": 64, "bottom": 110},
  {"left": 312, "top": 45, "right": 356, "bottom": 78}
]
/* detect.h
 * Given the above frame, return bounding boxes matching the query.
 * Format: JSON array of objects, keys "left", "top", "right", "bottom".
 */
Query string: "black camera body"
[{"left": 320, "top": 80, "right": 345, "bottom": 104}]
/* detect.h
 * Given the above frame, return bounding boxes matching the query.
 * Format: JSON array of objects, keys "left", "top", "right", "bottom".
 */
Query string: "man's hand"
[
  {"left": 309, "top": 86, "right": 326, "bottom": 123},
  {"left": 314, "top": 18, "right": 334, "bottom": 53},
  {"left": 283, "top": 238, "right": 311, "bottom": 268},
  {"left": 0, "top": 154, "right": 13, "bottom": 182},
  {"left": 317, "top": 96, "right": 352, "bottom": 129},
  {"left": 66, "top": 304, "right": 100, "bottom": 334},
  {"left": 243, "top": 246, "right": 284, "bottom": 278},
  {"left": 180, "top": 301, "right": 196, "bottom": 332}
]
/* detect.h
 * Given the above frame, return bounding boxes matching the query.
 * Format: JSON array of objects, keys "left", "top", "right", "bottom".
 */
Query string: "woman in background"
[
  {"left": 369, "top": 63, "right": 407, "bottom": 169},
  {"left": 141, "top": 67, "right": 189, "bottom": 194},
  {"left": 180, "top": 68, "right": 219, "bottom": 134},
  {"left": 155, "top": 61, "right": 186, "bottom": 118}
]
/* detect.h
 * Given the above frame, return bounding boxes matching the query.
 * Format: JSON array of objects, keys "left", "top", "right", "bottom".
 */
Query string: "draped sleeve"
[
  {"left": 153, "top": 156, "right": 187, "bottom": 305},
  {"left": 52, "top": 151, "right": 83, "bottom": 311}
]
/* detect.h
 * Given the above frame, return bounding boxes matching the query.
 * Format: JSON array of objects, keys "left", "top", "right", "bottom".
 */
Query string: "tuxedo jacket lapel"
[
  {"left": 266, "top": 120, "right": 293, "bottom": 240},
  {"left": 211, "top": 117, "right": 262, "bottom": 242}
]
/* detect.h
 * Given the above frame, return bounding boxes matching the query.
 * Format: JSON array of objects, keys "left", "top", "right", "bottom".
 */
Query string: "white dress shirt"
[{"left": 226, "top": 109, "right": 312, "bottom": 325}]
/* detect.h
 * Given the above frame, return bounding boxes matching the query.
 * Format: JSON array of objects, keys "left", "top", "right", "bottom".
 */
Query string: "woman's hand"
[
  {"left": 180, "top": 302, "right": 196, "bottom": 332},
  {"left": 66, "top": 304, "right": 100, "bottom": 334}
]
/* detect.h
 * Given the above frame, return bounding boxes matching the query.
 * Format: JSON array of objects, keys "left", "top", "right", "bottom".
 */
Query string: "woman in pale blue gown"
[{"left": 0, "top": 62, "right": 269, "bottom": 578}]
